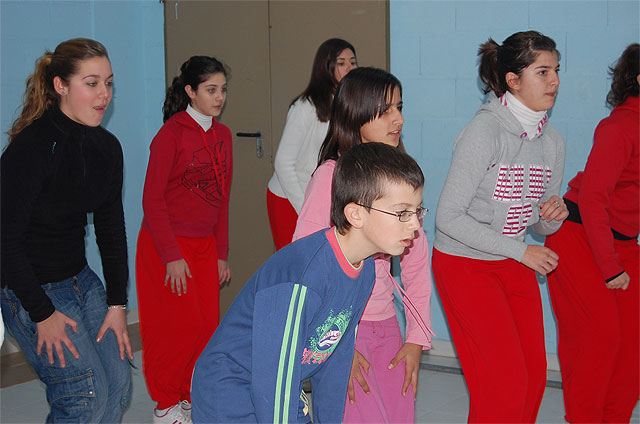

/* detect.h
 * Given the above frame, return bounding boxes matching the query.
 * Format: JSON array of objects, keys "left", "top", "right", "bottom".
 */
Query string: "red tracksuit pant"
[
  {"left": 545, "top": 221, "right": 639, "bottom": 423},
  {"left": 136, "top": 228, "right": 220, "bottom": 410},
  {"left": 432, "top": 249, "right": 547, "bottom": 423},
  {"left": 266, "top": 189, "right": 298, "bottom": 250}
]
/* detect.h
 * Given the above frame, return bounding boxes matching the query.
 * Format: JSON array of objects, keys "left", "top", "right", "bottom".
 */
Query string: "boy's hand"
[
  {"left": 347, "top": 349, "right": 370, "bottom": 404},
  {"left": 388, "top": 342, "right": 422, "bottom": 399}
]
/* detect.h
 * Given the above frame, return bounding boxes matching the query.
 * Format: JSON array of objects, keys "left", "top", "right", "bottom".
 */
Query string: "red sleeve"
[
  {"left": 142, "top": 122, "right": 182, "bottom": 264},
  {"left": 214, "top": 123, "right": 232, "bottom": 260},
  {"left": 578, "top": 118, "right": 632, "bottom": 280}
]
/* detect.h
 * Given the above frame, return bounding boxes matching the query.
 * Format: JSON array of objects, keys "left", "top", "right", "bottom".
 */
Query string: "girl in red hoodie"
[
  {"left": 544, "top": 43, "right": 639, "bottom": 424},
  {"left": 136, "top": 56, "right": 233, "bottom": 424}
]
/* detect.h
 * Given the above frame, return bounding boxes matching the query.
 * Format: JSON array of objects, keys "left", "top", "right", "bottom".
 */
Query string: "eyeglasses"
[{"left": 356, "top": 204, "right": 428, "bottom": 222}]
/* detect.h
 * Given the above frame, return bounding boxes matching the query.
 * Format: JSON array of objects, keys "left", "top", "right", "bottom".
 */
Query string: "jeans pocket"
[{"left": 45, "top": 371, "right": 96, "bottom": 423}]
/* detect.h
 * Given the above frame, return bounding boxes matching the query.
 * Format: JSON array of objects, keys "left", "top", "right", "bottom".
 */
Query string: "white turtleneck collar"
[
  {"left": 186, "top": 104, "right": 213, "bottom": 131},
  {"left": 504, "top": 91, "right": 547, "bottom": 140}
]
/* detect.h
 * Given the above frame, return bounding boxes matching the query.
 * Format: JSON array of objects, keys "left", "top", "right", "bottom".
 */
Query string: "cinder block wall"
[{"left": 390, "top": 0, "right": 639, "bottom": 355}]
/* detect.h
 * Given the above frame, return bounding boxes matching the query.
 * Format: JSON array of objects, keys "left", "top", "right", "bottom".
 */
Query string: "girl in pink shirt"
[{"left": 293, "top": 67, "right": 433, "bottom": 423}]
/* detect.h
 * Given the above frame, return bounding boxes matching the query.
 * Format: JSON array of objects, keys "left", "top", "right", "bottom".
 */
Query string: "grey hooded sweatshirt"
[{"left": 434, "top": 92, "right": 565, "bottom": 262}]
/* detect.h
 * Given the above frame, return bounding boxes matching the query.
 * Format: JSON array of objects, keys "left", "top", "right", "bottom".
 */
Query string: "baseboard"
[{"left": 1, "top": 310, "right": 141, "bottom": 389}]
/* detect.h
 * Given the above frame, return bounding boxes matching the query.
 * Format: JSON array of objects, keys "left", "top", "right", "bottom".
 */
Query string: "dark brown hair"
[
  {"left": 318, "top": 67, "right": 403, "bottom": 166},
  {"left": 478, "top": 31, "right": 558, "bottom": 96},
  {"left": 294, "top": 38, "right": 356, "bottom": 122},
  {"left": 332, "top": 142, "right": 424, "bottom": 234},
  {"left": 8, "top": 38, "right": 109, "bottom": 141},
  {"left": 163, "top": 56, "right": 227, "bottom": 122},
  {"left": 606, "top": 43, "right": 639, "bottom": 108}
]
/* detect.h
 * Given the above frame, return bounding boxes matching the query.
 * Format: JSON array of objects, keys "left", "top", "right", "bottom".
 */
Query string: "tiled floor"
[{"left": 1, "top": 351, "right": 638, "bottom": 423}]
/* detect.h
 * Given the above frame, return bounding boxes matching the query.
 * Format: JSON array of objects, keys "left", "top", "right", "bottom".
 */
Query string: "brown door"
[{"left": 164, "top": 0, "right": 388, "bottom": 317}]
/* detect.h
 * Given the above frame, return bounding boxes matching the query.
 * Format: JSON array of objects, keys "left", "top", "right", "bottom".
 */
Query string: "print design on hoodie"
[
  {"left": 493, "top": 164, "right": 552, "bottom": 236},
  {"left": 301, "top": 307, "right": 353, "bottom": 365},
  {"left": 180, "top": 143, "right": 228, "bottom": 207}
]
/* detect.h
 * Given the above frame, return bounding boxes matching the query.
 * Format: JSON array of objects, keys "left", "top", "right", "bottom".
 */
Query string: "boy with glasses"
[{"left": 191, "top": 142, "right": 425, "bottom": 423}]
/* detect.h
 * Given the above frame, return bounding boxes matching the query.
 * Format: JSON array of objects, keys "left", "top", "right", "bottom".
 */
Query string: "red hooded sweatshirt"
[
  {"left": 564, "top": 95, "right": 639, "bottom": 280},
  {"left": 142, "top": 110, "right": 233, "bottom": 263}
]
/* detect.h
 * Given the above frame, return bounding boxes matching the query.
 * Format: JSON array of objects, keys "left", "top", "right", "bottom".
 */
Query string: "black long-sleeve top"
[{"left": 1, "top": 107, "right": 129, "bottom": 322}]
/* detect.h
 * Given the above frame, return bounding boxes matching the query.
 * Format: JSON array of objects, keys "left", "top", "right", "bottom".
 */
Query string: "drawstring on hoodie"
[
  {"left": 383, "top": 265, "right": 435, "bottom": 343},
  {"left": 198, "top": 122, "right": 228, "bottom": 199}
]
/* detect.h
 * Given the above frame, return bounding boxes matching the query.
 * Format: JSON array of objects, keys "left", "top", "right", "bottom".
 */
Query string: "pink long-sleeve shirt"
[{"left": 293, "top": 159, "right": 433, "bottom": 348}]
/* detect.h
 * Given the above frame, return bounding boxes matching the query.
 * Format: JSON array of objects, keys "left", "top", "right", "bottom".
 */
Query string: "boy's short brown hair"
[{"left": 331, "top": 142, "right": 424, "bottom": 234}]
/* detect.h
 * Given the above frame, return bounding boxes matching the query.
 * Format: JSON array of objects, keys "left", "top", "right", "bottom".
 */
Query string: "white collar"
[
  {"left": 504, "top": 91, "right": 547, "bottom": 139},
  {"left": 186, "top": 104, "right": 213, "bottom": 131}
]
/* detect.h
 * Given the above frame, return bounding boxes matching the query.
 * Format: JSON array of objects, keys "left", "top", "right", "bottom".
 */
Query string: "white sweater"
[{"left": 267, "top": 98, "right": 329, "bottom": 213}]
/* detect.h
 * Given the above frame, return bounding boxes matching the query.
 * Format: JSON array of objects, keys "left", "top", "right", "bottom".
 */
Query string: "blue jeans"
[{"left": 1, "top": 266, "right": 132, "bottom": 423}]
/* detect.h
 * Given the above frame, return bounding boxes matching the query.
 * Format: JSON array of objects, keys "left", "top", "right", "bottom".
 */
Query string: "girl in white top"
[{"left": 267, "top": 38, "right": 357, "bottom": 250}]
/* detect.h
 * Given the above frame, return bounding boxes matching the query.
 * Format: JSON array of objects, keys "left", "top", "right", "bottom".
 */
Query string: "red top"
[
  {"left": 142, "top": 111, "right": 233, "bottom": 263},
  {"left": 564, "top": 95, "right": 639, "bottom": 280}
]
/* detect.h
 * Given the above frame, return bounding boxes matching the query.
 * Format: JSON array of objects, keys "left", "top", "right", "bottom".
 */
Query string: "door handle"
[{"left": 236, "top": 132, "right": 263, "bottom": 158}]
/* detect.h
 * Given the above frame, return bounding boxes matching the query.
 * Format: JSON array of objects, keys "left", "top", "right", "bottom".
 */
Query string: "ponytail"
[
  {"left": 162, "top": 75, "right": 189, "bottom": 122},
  {"left": 477, "top": 31, "right": 558, "bottom": 97},
  {"left": 7, "top": 38, "right": 109, "bottom": 142},
  {"left": 162, "top": 56, "right": 227, "bottom": 122},
  {"left": 8, "top": 53, "right": 57, "bottom": 141},
  {"left": 478, "top": 38, "right": 502, "bottom": 95}
]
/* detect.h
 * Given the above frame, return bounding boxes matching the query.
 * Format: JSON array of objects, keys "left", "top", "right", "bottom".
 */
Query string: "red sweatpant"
[
  {"left": 135, "top": 229, "right": 220, "bottom": 410},
  {"left": 432, "top": 249, "right": 547, "bottom": 423},
  {"left": 545, "top": 221, "right": 639, "bottom": 423},
  {"left": 266, "top": 189, "right": 298, "bottom": 250}
]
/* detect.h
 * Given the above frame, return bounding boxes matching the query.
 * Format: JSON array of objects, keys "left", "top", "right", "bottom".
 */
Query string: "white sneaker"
[
  {"left": 179, "top": 400, "right": 192, "bottom": 420},
  {"left": 153, "top": 404, "right": 192, "bottom": 424}
]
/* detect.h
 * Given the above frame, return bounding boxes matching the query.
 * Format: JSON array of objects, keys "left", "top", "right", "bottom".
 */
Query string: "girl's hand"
[
  {"left": 347, "top": 348, "right": 370, "bottom": 404},
  {"left": 96, "top": 308, "right": 133, "bottom": 361},
  {"left": 218, "top": 259, "right": 231, "bottom": 285},
  {"left": 539, "top": 195, "right": 568, "bottom": 223},
  {"left": 521, "top": 245, "right": 559, "bottom": 275},
  {"left": 606, "top": 271, "right": 630, "bottom": 290},
  {"left": 388, "top": 342, "right": 422, "bottom": 399},
  {"left": 165, "top": 259, "right": 191, "bottom": 296},
  {"left": 36, "top": 310, "right": 80, "bottom": 368}
]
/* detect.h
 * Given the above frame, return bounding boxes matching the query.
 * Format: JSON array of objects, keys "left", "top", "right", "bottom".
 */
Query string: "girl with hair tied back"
[
  {"left": 136, "top": 55, "right": 233, "bottom": 424},
  {"left": 433, "top": 31, "right": 568, "bottom": 422},
  {"left": 267, "top": 38, "right": 357, "bottom": 250},
  {"left": 544, "top": 43, "right": 639, "bottom": 424},
  {"left": 1, "top": 38, "right": 132, "bottom": 422},
  {"left": 294, "top": 67, "right": 434, "bottom": 423}
]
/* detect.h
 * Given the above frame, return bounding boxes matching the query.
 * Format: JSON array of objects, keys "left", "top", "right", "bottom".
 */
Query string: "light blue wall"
[
  {"left": 0, "top": 1, "right": 166, "bottom": 309},
  {"left": 390, "top": 0, "right": 639, "bottom": 354}
]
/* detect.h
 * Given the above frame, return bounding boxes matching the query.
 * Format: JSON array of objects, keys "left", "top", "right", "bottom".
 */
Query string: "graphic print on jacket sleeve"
[
  {"left": 301, "top": 307, "right": 353, "bottom": 365},
  {"left": 180, "top": 142, "right": 228, "bottom": 207},
  {"left": 493, "top": 163, "right": 552, "bottom": 236}
]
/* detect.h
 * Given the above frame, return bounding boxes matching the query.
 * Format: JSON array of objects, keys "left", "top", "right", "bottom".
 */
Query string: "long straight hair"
[
  {"left": 8, "top": 38, "right": 109, "bottom": 141},
  {"left": 294, "top": 38, "right": 356, "bottom": 122},
  {"left": 317, "top": 67, "right": 403, "bottom": 166}
]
